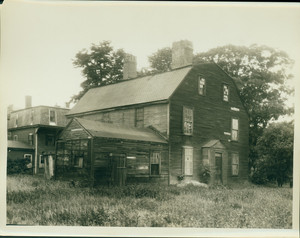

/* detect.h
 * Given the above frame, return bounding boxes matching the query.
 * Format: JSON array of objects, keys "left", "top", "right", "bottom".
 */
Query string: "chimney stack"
[
  {"left": 171, "top": 40, "right": 193, "bottom": 69},
  {"left": 123, "top": 54, "right": 137, "bottom": 80},
  {"left": 25, "top": 95, "right": 32, "bottom": 109}
]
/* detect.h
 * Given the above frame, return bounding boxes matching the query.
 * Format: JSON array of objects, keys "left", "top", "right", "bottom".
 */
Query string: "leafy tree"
[
  {"left": 194, "top": 45, "right": 294, "bottom": 170},
  {"left": 71, "top": 41, "right": 126, "bottom": 103},
  {"left": 148, "top": 47, "right": 172, "bottom": 72},
  {"left": 251, "top": 122, "right": 293, "bottom": 186}
]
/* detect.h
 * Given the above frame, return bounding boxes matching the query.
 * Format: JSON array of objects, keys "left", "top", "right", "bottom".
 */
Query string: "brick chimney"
[
  {"left": 171, "top": 40, "right": 193, "bottom": 69},
  {"left": 123, "top": 54, "right": 137, "bottom": 80},
  {"left": 25, "top": 95, "right": 32, "bottom": 108}
]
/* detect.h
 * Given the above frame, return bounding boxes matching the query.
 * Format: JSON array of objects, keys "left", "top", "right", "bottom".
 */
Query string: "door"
[
  {"left": 111, "top": 154, "right": 127, "bottom": 186},
  {"left": 215, "top": 152, "right": 222, "bottom": 184}
]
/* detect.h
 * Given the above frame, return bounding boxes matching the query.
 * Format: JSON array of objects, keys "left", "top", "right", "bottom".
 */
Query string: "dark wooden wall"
[{"left": 169, "top": 63, "right": 249, "bottom": 184}]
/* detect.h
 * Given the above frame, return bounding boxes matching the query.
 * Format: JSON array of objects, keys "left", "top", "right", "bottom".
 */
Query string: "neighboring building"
[
  {"left": 57, "top": 40, "right": 249, "bottom": 185},
  {"left": 7, "top": 97, "right": 70, "bottom": 174}
]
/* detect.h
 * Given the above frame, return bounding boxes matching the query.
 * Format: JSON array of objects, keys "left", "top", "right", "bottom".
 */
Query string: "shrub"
[
  {"left": 200, "top": 165, "right": 211, "bottom": 184},
  {"left": 7, "top": 158, "right": 32, "bottom": 175}
]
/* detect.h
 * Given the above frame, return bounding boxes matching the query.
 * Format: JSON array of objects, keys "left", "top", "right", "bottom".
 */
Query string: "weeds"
[{"left": 6, "top": 175, "right": 293, "bottom": 228}]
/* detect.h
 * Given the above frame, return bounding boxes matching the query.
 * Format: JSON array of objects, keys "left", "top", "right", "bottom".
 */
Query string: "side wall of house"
[
  {"left": 169, "top": 63, "right": 249, "bottom": 184},
  {"left": 93, "top": 138, "right": 169, "bottom": 184}
]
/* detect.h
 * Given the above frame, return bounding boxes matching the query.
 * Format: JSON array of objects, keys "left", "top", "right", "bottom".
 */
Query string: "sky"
[{"left": 0, "top": 1, "right": 300, "bottom": 110}]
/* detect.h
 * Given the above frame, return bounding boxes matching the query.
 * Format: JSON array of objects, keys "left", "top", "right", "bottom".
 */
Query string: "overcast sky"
[{"left": 1, "top": 1, "right": 300, "bottom": 110}]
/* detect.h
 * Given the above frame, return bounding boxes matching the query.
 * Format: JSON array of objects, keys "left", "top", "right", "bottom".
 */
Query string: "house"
[
  {"left": 7, "top": 96, "right": 70, "bottom": 174},
  {"left": 57, "top": 40, "right": 249, "bottom": 185}
]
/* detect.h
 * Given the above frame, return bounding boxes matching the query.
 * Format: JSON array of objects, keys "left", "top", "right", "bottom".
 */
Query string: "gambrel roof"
[
  {"left": 74, "top": 118, "right": 167, "bottom": 144},
  {"left": 67, "top": 66, "right": 192, "bottom": 116}
]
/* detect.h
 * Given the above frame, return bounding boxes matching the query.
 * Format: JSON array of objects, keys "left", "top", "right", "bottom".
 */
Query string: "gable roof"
[
  {"left": 75, "top": 118, "right": 167, "bottom": 144},
  {"left": 7, "top": 140, "right": 34, "bottom": 150},
  {"left": 68, "top": 66, "right": 192, "bottom": 116}
]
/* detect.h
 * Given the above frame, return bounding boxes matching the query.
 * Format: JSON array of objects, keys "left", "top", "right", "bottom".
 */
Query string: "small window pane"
[
  {"left": 198, "top": 77, "right": 206, "bottom": 95},
  {"left": 223, "top": 85, "right": 229, "bottom": 101}
]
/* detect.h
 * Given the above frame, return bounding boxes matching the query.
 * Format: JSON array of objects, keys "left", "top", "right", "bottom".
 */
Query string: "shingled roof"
[
  {"left": 75, "top": 118, "right": 167, "bottom": 144},
  {"left": 7, "top": 140, "right": 34, "bottom": 150},
  {"left": 68, "top": 66, "right": 192, "bottom": 116}
]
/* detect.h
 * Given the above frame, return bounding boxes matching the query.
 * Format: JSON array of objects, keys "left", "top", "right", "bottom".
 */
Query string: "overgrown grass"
[{"left": 6, "top": 175, "right": 293, "bottom": 228}]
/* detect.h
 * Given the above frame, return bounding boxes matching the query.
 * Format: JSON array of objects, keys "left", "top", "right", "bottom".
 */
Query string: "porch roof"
[
  {"left": 7, "top": 140, "right": 34, "bottom": 150},
  {"left": 202, "top": 139, "right": 225, "bottom": 148},
  {"left": 75, "top": 118, "right": 168, "bottom": 144}
]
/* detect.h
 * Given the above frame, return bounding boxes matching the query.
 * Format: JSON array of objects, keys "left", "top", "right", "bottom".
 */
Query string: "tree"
[
  {"left": 71, "top": 41, "right": 126, "bottom": 103},
  {"left": 148, "top": 47, "right": 172, "bottom": 72},
  {"left": 193, "top": 45, "right": 294, "bottom": 170},
  {"left": 251, "top": 122, "right": 293, "bottom": 186}
]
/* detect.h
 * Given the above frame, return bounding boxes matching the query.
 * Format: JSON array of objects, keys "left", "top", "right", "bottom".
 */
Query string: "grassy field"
[{"left": 6, "top": 174, "right": 293, "bottom": 228}]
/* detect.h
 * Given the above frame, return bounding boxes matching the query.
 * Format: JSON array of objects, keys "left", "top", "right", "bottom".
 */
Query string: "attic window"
[
  {"left": 49, "top": 110, "right": 56, "bottom": 125},
  {"left": 223, "top": 84, "right": 229, "bottom": 102},
  {"left": 198, "top": 77, "right": 206, "bottom": 95},
  {"left": 183, "top": 106, "right": 193, "bottom": 135},
  {"left": 30, "top": 110, "right": 34, "bottom": 125}
]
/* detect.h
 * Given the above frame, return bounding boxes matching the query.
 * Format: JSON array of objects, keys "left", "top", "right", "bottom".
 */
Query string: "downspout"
[{"left": 34, "top": 128, "right": 39, "bottom": 174}]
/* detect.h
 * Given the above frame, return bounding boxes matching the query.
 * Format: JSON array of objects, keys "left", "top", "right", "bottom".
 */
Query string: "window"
[
  {"left": 223, "top": 84, "right": 229, "bottom": 102},
  {"left": 198, "top": 77, "right": 206, "bottom": 95},
  {"left": 231, "top": 153, "right": 239, "bottom": 176},
  {"left": 231, "top": 118, "right": 239, "bottom": 141},
  {"left": 183, "top": 107, "right": 193, "bottom": 135},
  {"left": 150, "top": 152, "right": 161, "bottom": 175},
  {"left": 49, "top": 110, "right": 56, "bottom": 125},
  {"left": 28, "top": 133, "right": 33, "bottom": 145},
  {"left": 45, "top": 134, "right": 55, "bottom": 146},
  {"left": 182, "top": 146, "right": 193, "bottom": 175},
  {"left": 24, "top": 154, "right": 32, "bottom": 168},
  {"left": 135, "top": 108, "right": 144, "bottom": 128},
  {"left": 30, "top": 110, "right": 34, "bottom": 125},
  {"left": 15, "top": 114, "right": 18, "bottom": 127},
  {"left": 39, "top": 155, "right": 45, "bottom": 168},
  {"left": 13, "top": 135, "right": 18, "bottom": 141},
  {"left": 74, "top": 156, "right": 84, "bottom": 168}
]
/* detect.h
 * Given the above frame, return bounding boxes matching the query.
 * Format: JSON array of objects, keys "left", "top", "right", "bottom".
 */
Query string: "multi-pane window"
[
  {"left": 183, "top": 107, "right": 193, "bottom": 135},
  {"left": 223, "top": 85, "right": 229, "bottom": 102},
  {"left": 231, "top": 118, "right": 239, "bottom": 141},
  {"left": 182, "top": 146, "right": 193, "bottom": 176},
  {"left": 198, "top": 77, "right": 206, "bottom": 95},
  {"left": 49, "top": 110, "right": 56, "bottom": 125},
  {"left": 231, "top": 153, "right": 239, "bottom": 176},
  {"left": 45, "top": 134, "right": 55, "bottom": 146},
  {"left": 28, "top": 133, "right": 34, "bottom": 145},
  {"left": 135, "top": 108, "right": 144, "bottom": 128},
  {"left": 150, "top": 152, "right": 161, "bottom": 175}
]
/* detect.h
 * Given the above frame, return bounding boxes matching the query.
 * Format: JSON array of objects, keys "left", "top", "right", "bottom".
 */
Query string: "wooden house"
[
  {"left": 7, "top": 97, "right": 70, "bottom": 174},
  {"left": 58, "top": 40, "right": 249, "bottom": 185}
]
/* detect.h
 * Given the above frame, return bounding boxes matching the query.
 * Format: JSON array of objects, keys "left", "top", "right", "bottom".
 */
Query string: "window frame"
[
  {"left": 13, "top": 135, "right": 18, "bottom": 141},
  {"left": 223, "top": 84, "right": 230, "bottom": 102},
  {"left": 183, "top": 106, "right": 194, "bottom": 136},
  {"left": 182, "top": 146, "right": 193, "bottom": 176},
  {"left": 231, "top": 117, "right": 239, "bottom": 141},
  {"left": 198, "top": 76, "right": 206, "bottom": 96},
  {"left": 150, "top": 152, "right": 161, "bottom": 176},
  {"left": 39, "top": 155, "right": 45, "bottom": 168},
  {"left": 231, "top": 152, "right": 239, "bottom": 176},
  {"left": 49, "top": 109, "right": 57, "bottom": 125},
  {"left": 45, "top": 134, "right": 55, "bottom": 146},
  {"left": 135, "top": 107, "right": 144, "bottom": 127}
]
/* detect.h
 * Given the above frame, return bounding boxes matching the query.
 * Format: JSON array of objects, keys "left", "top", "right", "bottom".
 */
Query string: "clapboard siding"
[
  {"left": 169, "top": 63, "right": 249, "bottom": 184},
  {"left": 75, "top": 103, "right": 168, "bottom": 135}
]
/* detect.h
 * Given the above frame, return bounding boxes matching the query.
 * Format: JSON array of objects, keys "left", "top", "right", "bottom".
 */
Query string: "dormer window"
[
  {"left": 198, "top": 77, "right": 206, "bottom": 95},
  {"left": 49, "top": 110, "right": 56, "bottom": 125},
  {"left": 30, "top": 110, "right": 34, "bottom": 125},
  {"left": 223, "top": 84, "right": 229, "bottom": 102}
]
